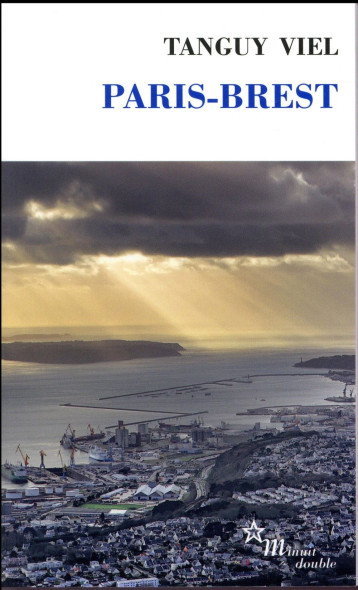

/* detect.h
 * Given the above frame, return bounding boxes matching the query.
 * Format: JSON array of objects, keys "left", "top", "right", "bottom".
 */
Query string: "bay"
[{"left": 1, "top": 346, "right": 353, "bottom": 485}]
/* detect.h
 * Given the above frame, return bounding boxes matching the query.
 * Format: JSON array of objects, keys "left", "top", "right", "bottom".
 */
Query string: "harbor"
[
  {"left": 2, "top": 354, "right": 355, "bottom": 472},
  {"left": 2, "top": 396, "right": 355, "bottom": 587},
  {"left": 2, "top": 354, "right": 356, "bottom": 587}
]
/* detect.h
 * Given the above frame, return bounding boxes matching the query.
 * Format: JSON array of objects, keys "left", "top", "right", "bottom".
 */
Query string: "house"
[{"left": 116, "top": 577, "right": 159, "bottom": 587}]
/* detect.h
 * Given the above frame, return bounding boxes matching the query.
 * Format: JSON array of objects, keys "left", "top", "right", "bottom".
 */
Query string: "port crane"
[
  {"left": 342, "top": 384, "right": 355, "bottom": 399},
  {"left": 66, "top": 424, "right": 76, "bottom": 438},
  {"left": 39, "top": 450, "right": 47, "bottom": 469},
  {"left": 70, "top": 446, "right": 77, "bottom": 466},
  {"left": 16, "top": 444, "right": 30, "bottom": 466},
  {"left": 57, "top": 450, "right": 67, "bottom": 477},
  {"left": 87, "top": 424, "right": 95, "bottom": 436}
]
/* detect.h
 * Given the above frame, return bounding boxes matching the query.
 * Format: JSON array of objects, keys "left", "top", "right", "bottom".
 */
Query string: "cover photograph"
[{"left": 1, "top": 4, "right": 356, "bottom": 589}]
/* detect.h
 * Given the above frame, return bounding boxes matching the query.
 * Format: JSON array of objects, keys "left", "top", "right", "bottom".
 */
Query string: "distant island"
[
  {"left": 2, "top": 333, "right": 72, "bottom": 342},
  {"left": 1, "top": 339, "right": 185, "bottom": 364},
  {"left": 294, "top": 355, "right": 355, "bottom": 370}
]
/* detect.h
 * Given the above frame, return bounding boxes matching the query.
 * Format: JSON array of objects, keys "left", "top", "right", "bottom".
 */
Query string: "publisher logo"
[{"left": 242, "top": 519, "right": 336, "bottom": 570}]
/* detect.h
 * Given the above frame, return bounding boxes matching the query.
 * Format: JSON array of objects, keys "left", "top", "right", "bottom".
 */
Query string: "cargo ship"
[{"left": 1, "top": 461, "right": 28, "bottom": 483}]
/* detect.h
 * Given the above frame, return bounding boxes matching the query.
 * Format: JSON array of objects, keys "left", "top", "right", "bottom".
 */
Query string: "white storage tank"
[
  {"left": 25, "top": 488, "right": 40, "bottom": 497},
  {"left": 65, "top": 490, "right": 84, "bottom": 498},
  {"left": 5, "top": 491, "right": 23, "bottom": 500}
]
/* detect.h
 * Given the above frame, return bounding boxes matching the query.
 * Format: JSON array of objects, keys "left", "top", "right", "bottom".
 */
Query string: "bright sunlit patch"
[
  {"left": 282, "top": 253, "right": 352, "bottom": 271},
  {"left": 240, "top": 257, "right": 280, "bottom": 268},
  {"left": 26, "top": 199, "right": 103, "bottom": 221},
  {"left": 295, "top": 171, "right": 310, "bottom": 186},
  {"left": 2, "top": 241, "right": 16, "bottom": 251},
  {"left": 240, "top": 253, "right": 352, "bottom": 272},
  {"left": 2, "top": 248, "right": 355, "bottom": 346},
  {"left": 84, "top": 253, "right": 191, "bottom": 276},
  {"left": 3, "top": 250, "right": 354, "bottom": 279}
]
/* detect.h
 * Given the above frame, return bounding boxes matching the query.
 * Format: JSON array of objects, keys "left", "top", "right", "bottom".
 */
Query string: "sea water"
[{"left": 1, "top": 346, "right": 354, "bottom": 486}]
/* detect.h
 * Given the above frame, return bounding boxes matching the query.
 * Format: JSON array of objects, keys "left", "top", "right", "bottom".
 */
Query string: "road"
[{"left": 193, "top": 462, "right": 215, "bottom": 500}]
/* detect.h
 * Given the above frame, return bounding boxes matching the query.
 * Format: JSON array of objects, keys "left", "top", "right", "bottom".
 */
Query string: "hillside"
[{"left": 294, "top": 355, "right": 355, "bottom": 370}]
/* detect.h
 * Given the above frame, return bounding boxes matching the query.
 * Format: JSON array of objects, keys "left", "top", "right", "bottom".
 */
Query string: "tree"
[
  {"left": 203, "top": 521, "right": 223, "bottom": 538},
  {"left": 224, "top": 521, "right": 236, "bottom": 533}
]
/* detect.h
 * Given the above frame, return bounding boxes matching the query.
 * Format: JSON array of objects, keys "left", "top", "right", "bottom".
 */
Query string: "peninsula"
[
  {"left": 1, "top": 339, "right": 184, "bottom": 365},
  {"left": 294, "top": 355, "right": 355, "bottom": 370}
]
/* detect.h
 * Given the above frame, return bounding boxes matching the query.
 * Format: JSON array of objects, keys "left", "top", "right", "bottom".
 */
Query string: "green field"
[
  {"left": 176, "top": 453, "right": 207, "bottom": 462},
  {"left": 82, "top": 503, "right": 144, "bottom": 511}
]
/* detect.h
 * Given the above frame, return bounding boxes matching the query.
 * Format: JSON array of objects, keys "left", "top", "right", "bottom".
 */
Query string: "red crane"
[{"left": 16, "top": 444, "right": 30, "bottom": 466}]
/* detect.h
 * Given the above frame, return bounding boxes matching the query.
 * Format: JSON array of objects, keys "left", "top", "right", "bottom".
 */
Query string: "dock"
[
  {"left": 98, "top": 378, "right": 251, "bottom": 400},
  {"left": 105, "top": 410, "right": 208, "bottom": 429},
  {"left": 60, "top": 403, "right": 186, "bottom": 414}
]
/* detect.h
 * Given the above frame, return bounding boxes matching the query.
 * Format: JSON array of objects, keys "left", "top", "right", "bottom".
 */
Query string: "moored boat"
[
  {"left": 73, "top": 432, "right": 105, "bottom": 443},
  {"left": 60, "top": 423, "right": 105, "bottom": 448},
  {"left": 1, "top": 461, "right": 28, "bottom": 483},
  {"left": 89, "top": 444, "right": 113, "bottom": 462}
]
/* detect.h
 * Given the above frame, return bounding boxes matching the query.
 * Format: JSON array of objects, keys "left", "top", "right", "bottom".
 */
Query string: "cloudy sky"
[{"left": 2, "top": 162, "right": 355, "bottom": 348}]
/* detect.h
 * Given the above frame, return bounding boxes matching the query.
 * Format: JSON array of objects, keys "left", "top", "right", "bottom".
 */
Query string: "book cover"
[{"left": 2, "top": 3, "right": 356, "bottom": 587}]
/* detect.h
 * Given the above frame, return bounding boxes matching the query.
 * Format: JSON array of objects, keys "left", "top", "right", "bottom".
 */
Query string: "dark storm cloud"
[{"left": 1, "top": 162, "right": 355, "bottom": 264}]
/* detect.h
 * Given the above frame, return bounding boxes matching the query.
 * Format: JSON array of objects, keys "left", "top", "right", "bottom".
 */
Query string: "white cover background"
[{"left": 2, "top": 3, "right": 355, "bottom": 161}]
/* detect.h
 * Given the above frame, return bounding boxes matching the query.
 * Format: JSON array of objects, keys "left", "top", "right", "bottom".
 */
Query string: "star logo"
[{"left": 242, "top": 519, "right": 265, "bottom": 543}]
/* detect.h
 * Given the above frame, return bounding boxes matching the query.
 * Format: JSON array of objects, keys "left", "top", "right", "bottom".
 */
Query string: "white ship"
[
  {"left": 2, "top": 461, "right": 28, "bottom": 483},
  {"left": 89, "top": 444, "right": 113, "bottom": 462}
]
